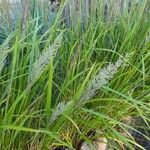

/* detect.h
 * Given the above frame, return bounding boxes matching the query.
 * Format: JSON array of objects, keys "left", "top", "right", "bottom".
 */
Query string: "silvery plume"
[
  {"left": 50, "top": 102, "right": 70, "bottom": 124},
  {"left": 81, "top": 57, "right": 124, "bottom": 100},
  {"left": 28, "top": 34, "right": 62, "bottom": 82}
]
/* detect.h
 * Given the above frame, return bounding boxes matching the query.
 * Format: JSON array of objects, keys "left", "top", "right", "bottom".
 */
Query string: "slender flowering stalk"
[
  {"left": 49, "top": 102, "right": 70, "bottom": 124},
  {"left": 28, "top": 34, "right": 62, "bottom": 82},
  {"left": 81, "top": 57, "right": 124, "bottom": 100}
]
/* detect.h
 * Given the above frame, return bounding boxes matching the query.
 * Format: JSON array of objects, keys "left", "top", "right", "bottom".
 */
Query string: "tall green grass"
[{"left": 0, "top": 0, "right": 150, "bottom": 149}]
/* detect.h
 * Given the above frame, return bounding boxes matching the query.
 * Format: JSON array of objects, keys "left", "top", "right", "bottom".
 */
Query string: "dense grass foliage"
[{"left": 0, "top": 0, "right": 150, "bottom": 149}]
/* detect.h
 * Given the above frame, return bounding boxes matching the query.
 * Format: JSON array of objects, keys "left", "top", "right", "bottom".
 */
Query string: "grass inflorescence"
[{"left": 0, "top": 0, "right": 150, "bottom": 149}]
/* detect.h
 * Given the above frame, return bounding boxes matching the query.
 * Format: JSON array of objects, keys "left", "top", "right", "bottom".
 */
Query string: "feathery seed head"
[
  {"left": 81, "top": 56, "right": 125, "bottom": 100},
  {"left": 50, "top": 101, "right": 70, "bottom": 124},
  {"left": 28, "top": 34, "right": 62, "bottom": 82},
  {"left": 0, "top": 48, "right": 8, "bottom": 75}
]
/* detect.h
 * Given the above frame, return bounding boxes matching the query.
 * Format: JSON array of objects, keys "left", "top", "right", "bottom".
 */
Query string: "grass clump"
[{"left": 0, "top": 0, "right": 150, "bottom": 149}]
